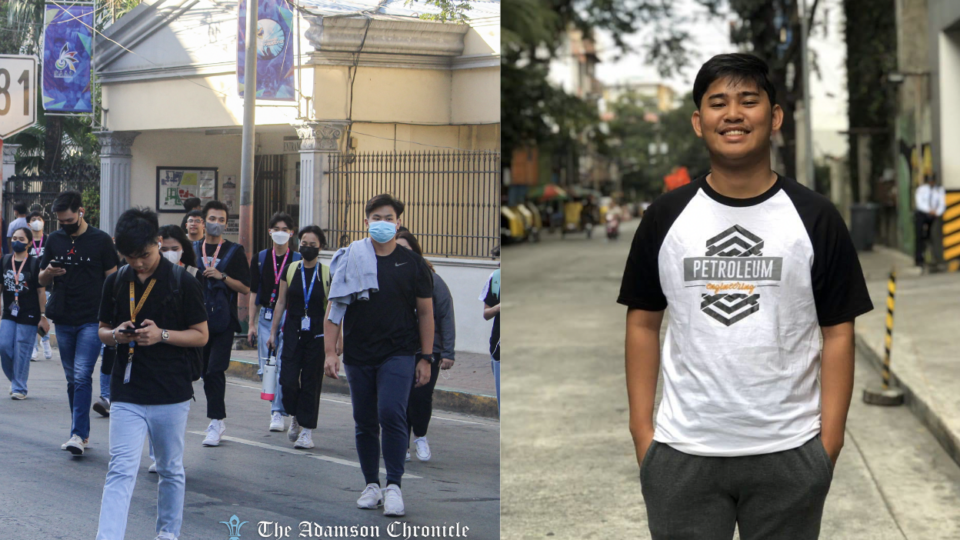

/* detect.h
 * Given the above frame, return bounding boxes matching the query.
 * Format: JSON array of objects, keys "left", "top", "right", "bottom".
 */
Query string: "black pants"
[
  {"left": 279, "top": 333, "right": 324, "bottom": 430},
  {"left": 407, "top": 354, "right": 441, "bottom": 437},
  {"left": 202, "top": 329, "right": 234, "bottom": 420},
  {"left": 915, "top": 211, "right": 936, "bottom": 265}
]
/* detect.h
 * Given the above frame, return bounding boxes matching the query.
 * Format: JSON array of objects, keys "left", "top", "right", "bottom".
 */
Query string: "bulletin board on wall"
[{"left": 156, "top": 167, "right": 219, "bottom": 213}]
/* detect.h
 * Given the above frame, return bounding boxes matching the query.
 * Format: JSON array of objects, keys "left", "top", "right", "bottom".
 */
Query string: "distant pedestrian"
[
  {"left": 324, "top": 194, "right": 434, "bottom": 517},
  {"left": 396, "top": 230, "right": 456, "bottom": 462},
  {"left": 914, "top": 173, "right": 946, "bottom": 267},
  {"left": 1, "top": 227, "right": 48, "bottom": 399},
  {"left": 179, "top": 197, "right": 202, "bottom": 231},
  {"left": 183, "top": 210, "right": 205, "bottom": 243},
  {"left": 480, "top": 265, "right": 500, "bottom": 411},
  {"left": 7, "top": 202, "right": 28, "bottom": 240},
  {"left": 96, "top": 207, "right": 208, "bottom": 540},
  {"left": 26, "top": 212, "right": 52, "bottom": 361}
]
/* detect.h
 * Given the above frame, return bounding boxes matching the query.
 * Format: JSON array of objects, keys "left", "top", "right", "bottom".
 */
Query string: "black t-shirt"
[
  {"left": 1, "top": 254, "right": 42, "bottom": 324},
  {"left": 250, "top": 248, "right": 297, "bottom": 310},
  {"left": 29, "top": 234, "right": 47, "bottom": 259},
  {"left": 484, "top": 272, "right": 500, "bottom": 361},
  {"left": 99, "top": 259, "right": 207, "bottom": 405},
  {"left": 40, "top": 227, "right": 120, "bottom": 325},
  {"left": 343, "top": 246, "right": 433, "bottom": 366},
  {"left": 198, "top": 240, "right": 250, "bottom": 332},
  {"left": 281, "top": 263, "right": 328, "bottom": 357}
]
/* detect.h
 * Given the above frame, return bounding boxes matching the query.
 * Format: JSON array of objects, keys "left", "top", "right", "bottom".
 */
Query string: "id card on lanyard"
[
  {"left": 10, "top": 255, "right": 28, "bottom": 317},
  {"left": 265, "top": 249, "right": 290, "bottom": 321},
  {"left": 124, "top": 278, "right": 157, "bottom": 384},
  {"left": 300, "top": 262, "right": 319, "bottom": 332},
  {"left": 202, "top": 241, "right": 223, "bottom": 271}
]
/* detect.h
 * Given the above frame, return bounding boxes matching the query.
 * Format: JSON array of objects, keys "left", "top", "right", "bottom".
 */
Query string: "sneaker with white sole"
[
  {"left": 93, "top": 397, "right": 110, "bottom": 418},
  {"left": 356, "top": 483, "right": 383, "bottom": 509},
  {"left": 31, "top": 346, "right": 38, "bottom": 361},
  {"left": 269, "top": 412, "right": 284, "bottom": 432},
  {"left": 11, "top": 393, "right": 25, "bottom": 400},
  {"left": 405, "top": 451, "right": 411, "bottom": 462},
  {"left": 294, "top": 428, "right": 314, "bottom": 449},
  {"left": 288, "top": 417, "right": 301, "bottom": 442},
  {"left": 414, "top": 436, "right": 431, "bottom": 461},
  {"left": 64, "top": 435, "right": 88, "bottom": 456},
  {"left": 382, "top": 485, "right": 405, "bottom": 517},
  {"left": 148, "top": 462, "right": 157, "bottom": 473},
  {"left": 202, "top": 419, "right": 225, "bottom": 447},
  {"left": 42, "top": 340, "right": 52, "bottom": 359}
]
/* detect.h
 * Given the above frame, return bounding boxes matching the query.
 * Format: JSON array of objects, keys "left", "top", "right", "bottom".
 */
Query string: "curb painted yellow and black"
[
  {"left": 226, "top": 359, "right": 499, "bottom": 419},
  {"left": 944, "top": 190, "right": 960, "bottom": 272}
]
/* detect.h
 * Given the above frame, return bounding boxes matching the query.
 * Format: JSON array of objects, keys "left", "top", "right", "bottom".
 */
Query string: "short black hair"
[
  {"left": 159, "top": 224, "right": 198, "bottom": 268},
  {"left": 185, "top": 209, "right": 203, "bottom": 221},
  {"left": 12, "top": 226, "right": 32, "bottom": 243},
  {"left": 13, "top": 203, "right": 27, "bottom": 215},
  {"left": 692, "top": 53, "right": 777, "bottom": 109},
  {"left": 365, "top": 194, "right": 404, "bottom": 218},
  {"left": 298, "top": 225, "right": 327, "bottom": 248},
  {"left": 202, "top": 200, "right": 230, "bottom": 218},
  {"left": 269, "top": 212, "right": 295, "bottom": 230},
  {"left": 114, "top": 207, "right": 159, "bottom": 257},
  {"left": 52, "top": 191, "right": 83, "bottom": 214},
  {"left": 26, "top": 211, "right": 44, "bottom": 222},
  {"left": 182, "top": 197, "right": 201, "bottom": 211}
]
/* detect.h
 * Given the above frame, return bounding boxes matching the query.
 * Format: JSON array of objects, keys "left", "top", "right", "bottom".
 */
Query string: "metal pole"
[
  {"left": 800, "top": 0, "right": 815, "bottom": 189},
  {"left": 238, "top": 0, "right": 258, "bottom": 325}
]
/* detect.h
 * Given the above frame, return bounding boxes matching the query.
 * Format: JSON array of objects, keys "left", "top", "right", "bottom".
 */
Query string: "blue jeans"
[
  {"left": 345, "top": 355, "right": 416, "bottom": 487},
  {"left": 491, "top": 359, "right": 500, "bottom": 416},
  {"left": 257, "top": 308, "right": 285, "bottom": 415},
  {"left": 57, "top": 323, "right": 103, "bottom": 440},
  {"left": 0, "top": 320, "right": 37, "bottom": 394},
  {"left": 97, "top": 400, "right": 191, "bottom": 540},
  {"left": 99, "top": 345, "right": 111, "bottom": 402}
]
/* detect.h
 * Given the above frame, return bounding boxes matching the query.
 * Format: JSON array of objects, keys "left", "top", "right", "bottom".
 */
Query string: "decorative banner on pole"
[
  {"left": 42, "top": 4, "right": 93, "bottom": 112},
  {"left": 238, "top": 0, "right": 296, "bottom": 101}
]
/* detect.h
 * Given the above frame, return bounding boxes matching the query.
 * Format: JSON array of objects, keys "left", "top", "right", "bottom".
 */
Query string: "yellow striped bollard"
[{"left": 863, "top": 269, "right": 905, "bottom": 406}]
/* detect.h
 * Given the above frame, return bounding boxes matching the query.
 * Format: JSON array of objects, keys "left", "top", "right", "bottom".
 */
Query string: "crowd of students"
[{"left": 0, "top": 190, "right": 501, "bottom": 540}]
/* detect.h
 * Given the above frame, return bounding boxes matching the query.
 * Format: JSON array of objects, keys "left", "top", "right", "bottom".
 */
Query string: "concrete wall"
[{"left": 319, "top": 252, "right": 498, "bottom": 355}]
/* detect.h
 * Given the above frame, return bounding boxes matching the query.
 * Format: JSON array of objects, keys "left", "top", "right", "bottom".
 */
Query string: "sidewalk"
[
  {"left": 226, "top": 348, "right": 498, "bottom": 418},
  {"left": 854, "top": 245, "right": 960, "bottom": 468}
]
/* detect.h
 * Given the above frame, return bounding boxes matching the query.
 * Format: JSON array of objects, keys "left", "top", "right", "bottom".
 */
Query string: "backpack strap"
[
  {"left": 216, "top": 243, "right": 240, "bottom": 273},
  {"left": 111, "top": 265, "right": 131, "bottom": 325},
  {"left": 286, "top": 260, "right": 301, "bottom": 287}
]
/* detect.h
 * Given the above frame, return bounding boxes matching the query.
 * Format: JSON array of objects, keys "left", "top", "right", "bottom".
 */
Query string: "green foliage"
[
  {"left": 81, "top": 181, "right": 100, "bottom": 229},
  {"left": 404, "top": 0, "right": 471, "bottom": 23}
]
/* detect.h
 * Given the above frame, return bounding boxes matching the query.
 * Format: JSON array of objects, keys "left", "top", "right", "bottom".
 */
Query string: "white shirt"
[{"left": 915, "top": 183, "right": 946, "bottom": 216}]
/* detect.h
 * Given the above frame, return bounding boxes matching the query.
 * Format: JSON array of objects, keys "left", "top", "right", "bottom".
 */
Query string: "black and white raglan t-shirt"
[{"left": 618, "top": 174, "right": 873, "bottom": 457}]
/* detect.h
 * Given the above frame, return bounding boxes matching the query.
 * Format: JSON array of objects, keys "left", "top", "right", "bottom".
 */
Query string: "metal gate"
[
  {"left": 4, "top": 169, "right": 100, "bottom": 235},
  {"left": 253, "top": 154, "right": 286, "bottom": 255},
  {"left": 326, "top": 151, "right": 501, "bottom": 259}
]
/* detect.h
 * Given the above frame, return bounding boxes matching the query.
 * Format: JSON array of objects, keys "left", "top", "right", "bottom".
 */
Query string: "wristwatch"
[
  {"left": 161, "top": 329, "right": 170, "bottom": 342},
  {"left": 417, "top": 352, "right": 434, "bottom": 363}
]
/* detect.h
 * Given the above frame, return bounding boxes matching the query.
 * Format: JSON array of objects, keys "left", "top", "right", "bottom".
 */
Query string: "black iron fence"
[
  {"left": 326, "top": 151, "right": 501, "bottom": 259},
  {"left": 4, "top": 171, "right": 101, "bottom": 234}
]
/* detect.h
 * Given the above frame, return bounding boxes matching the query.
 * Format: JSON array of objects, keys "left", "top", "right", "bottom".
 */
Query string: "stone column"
[
  {"left": 95, "top": 131, "right": 140, "bottom": 236},
  {"left": 294, "top": 121, "right": 346, "bottom": 232}
]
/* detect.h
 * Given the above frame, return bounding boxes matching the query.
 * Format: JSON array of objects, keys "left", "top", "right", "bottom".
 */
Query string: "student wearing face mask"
[
  {"left": 248, "top": 212, "right": 301, "bottom": 432},
  {"left": 1, "top": 227, "right": 49, "bottom": 399},
  {"left": 25, "top": 212, "right": 52, "bottom": 361},
  {"left": 39, "top": 191, "right": 120, "bottom": 456},
  {"left": 266, "top": 226, "right": 328, "bottom": 449}
]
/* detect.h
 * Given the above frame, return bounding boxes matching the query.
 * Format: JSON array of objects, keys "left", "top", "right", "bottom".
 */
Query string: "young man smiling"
[{"left": 619, "top": 54, "right": 873, "bottom": 540}]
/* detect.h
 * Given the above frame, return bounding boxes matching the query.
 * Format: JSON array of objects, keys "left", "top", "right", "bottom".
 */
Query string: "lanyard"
[
  {"left": 300, "top": 262, "right": 319, "bottom": 310},
  {"left": 202, "top": 241, "right": 223, "bottom": 270},
  {"left": 128, "top": 278, "right": 157, "bottom": 352},
  {"left": 32, "top": 236, "right": 42, "bottom": 256},
  {"left": 11, "top": 255, "right": 28, "bottom": 305},
  {"left": 271, "top": 248, "right": 290, "bottom": 293}
]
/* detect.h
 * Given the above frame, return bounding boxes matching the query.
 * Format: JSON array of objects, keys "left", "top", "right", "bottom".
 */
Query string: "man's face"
[
  {"left": 364, "top": 205, "right": 401, "bottom": 228},
  {"left": 186, "top": 215, "right": 205, "bottom": 235},
  {"left": 206, "top": 209, "right": 227, "bottom": 228},
  {"left": 29, "top": 217, "right": 44, "bottom": 230},
  {"left": 692, "top": 77, "right": 783, "bottom": 163},
  {"left": 269, "top": 221, "right": 292, "bottom": 236},
  {"left": 56, "top": 208, "right": 83, "bottom": 226},
  {"left": 123, "top": 239, "right": 161, "bottom": 275}
]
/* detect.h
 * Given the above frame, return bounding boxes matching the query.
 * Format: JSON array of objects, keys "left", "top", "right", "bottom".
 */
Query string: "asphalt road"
[
  {"left": 502, "top": 220, "right": 960, "bottom": 539},
  {"left": 0, "top": 354, "right": 499, "bottom": 539}
]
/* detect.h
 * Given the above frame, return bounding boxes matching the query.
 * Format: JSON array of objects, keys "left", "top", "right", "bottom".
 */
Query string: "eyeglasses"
[{"left": 186, "top": 219, "right": 204, "bottom": 224}]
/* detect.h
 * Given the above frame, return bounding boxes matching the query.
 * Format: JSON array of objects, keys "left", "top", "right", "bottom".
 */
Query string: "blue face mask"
[
  {"left": 11, "top": 241, "right": 27, "bottom": 253},
  {"left": 368, "top": 221, "right": 397, "bottom": 244}
]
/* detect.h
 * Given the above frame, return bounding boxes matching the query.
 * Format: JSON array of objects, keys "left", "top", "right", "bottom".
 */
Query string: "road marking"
[
  {"left": 186, "top": 431, "right": 421, "bottom": 479},
  {"left": 225, "top": 381, "right": 497, "bottom": 427}
]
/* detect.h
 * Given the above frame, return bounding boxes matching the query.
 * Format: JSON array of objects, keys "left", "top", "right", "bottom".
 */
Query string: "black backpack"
[
  {"left": 193, "top": 240, "right": 239, "bottom": 334},
  {"left": 112, "top": 264, "right": 204, "bottom": 381}
]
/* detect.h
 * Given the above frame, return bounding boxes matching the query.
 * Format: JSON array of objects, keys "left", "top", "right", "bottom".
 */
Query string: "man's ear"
[
  {"left": 771, "top": 104, "right": 784, "bottom": 133},
  {"left": 363, "top": 217, "right": 369, "bottom": 227},
  {"left": 691, "top": 110, "right": 703, "bottom": 139},
  {"left": 396, "top": 218, "right": 403, "bottom": 229}
]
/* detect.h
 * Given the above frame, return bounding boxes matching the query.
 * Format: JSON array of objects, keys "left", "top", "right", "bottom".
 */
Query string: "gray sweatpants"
[{"left": 640, "top": 434, "right": 834, "bottom": 540}]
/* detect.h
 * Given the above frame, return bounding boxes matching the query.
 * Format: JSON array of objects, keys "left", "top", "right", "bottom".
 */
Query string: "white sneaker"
[
  {"left": 415, "top": 436, "right": 432, "bottom": 461},
  {"left": 288, "top": 417, "right": 301, "bottom": 442},
  {"left": 405, "top": 451, "right": 411, "bottom": 462},
  {"left": 269, "top": 412, "right": 284, "bottom": 432},
  {"left": 31, "top": 346, "right": 38, "bottom": 361},
  {"left": 65, "top": 435, "right": 88, "bottom": 456},
  {"left": 382, "top": 485, "right": 405, "bottom": 517},
  {"left": 294, "top": 429, "right": 314, "bottom": 449},
  {"left": 148, "top": 462, "right": 157, "bottom": 473},
  {"left": 11, "top": 393, "right": 25, "bottom": 400},
  {"left": 202, "top": 419, "right": 225, "bottom": 447},
  {"left": 356, "top": 483, "right": 383, "bottom": 509},
  {"left": 42, "top": 340, "right": 52, "bottom": 359}
]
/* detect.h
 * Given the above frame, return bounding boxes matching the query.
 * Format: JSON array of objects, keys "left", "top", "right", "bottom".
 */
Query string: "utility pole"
[
  {"left": 239, "top": 0, "right": 258, "bottom": 324},
  {"left": 799, "top": 0, "right": 815, "bottom": 189}
]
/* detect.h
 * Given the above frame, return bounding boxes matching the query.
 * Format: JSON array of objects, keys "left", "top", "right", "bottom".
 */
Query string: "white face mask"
[
  {"left": 162, "top": 250, "right": 182, "bottom": 264},
  {"left": 271, "top": 231, "right": 291, "bottom": 245},
  {"left": 29, "top": 221, "right": 43, "bottom": 232}
]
